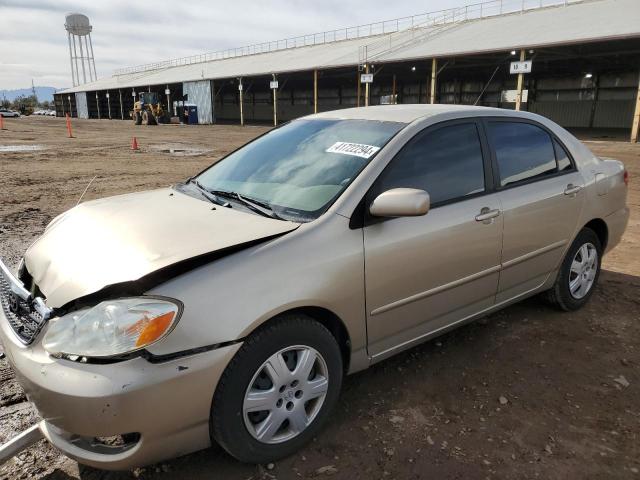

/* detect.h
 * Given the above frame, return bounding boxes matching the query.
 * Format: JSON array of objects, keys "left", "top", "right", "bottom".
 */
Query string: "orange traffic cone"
[
  {"left": 65, "top": 113, "right": 74, "bottom": 138},
  {"left": 131, "top": 136, "right": 139, "bottom": 151}
]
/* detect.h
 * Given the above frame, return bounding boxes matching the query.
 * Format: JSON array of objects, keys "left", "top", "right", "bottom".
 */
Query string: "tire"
[
  {"left": 544, "top": 227, "right": 602, "bottom": 311},
  {"left": 142, "top": 110, "right": 157, "bottom": 126},
  {"left": 211, "top": 314, "right": 343, "bottom": 464},
  {"left": 134, "top": 111, "right": 142, "bottom": 125}
]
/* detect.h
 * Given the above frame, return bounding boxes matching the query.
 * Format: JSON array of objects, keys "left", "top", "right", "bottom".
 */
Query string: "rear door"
[
  {"left": 484, "top": 119, "right": 585, "bottom": 303},
  {"left": 363, "top": 120, "right": 503, "bottom": 360}
]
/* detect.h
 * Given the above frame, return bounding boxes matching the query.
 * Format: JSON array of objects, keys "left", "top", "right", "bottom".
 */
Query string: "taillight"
[{"left": 623, "top": 170, "right": 629, "bottom": 187}]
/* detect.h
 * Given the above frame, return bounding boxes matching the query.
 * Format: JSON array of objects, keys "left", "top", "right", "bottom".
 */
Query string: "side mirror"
[{"left": 369, "top": 188, "right": 430, "bottom": 218}]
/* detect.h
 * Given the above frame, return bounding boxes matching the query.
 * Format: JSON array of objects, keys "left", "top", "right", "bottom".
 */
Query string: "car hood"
[{"left": 24, "top": 188, "right": 300, "bottom": 308}]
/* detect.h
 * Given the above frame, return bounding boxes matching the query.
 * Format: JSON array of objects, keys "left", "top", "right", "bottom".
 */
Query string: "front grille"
[{"left": 0, "top": 274, "right": 46, "bottom": 344}]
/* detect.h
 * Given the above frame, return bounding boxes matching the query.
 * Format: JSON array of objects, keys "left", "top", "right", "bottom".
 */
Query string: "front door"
[{"left": 363, "top": 120, "right": 503, "bottom": 360}]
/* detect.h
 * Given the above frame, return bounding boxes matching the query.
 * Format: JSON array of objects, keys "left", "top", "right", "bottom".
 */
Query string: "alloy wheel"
[
  {"left": 569, "top": 242, "right": 598, "bottom": 300},
  {"left": 242, "top": 345, "right": 329, "bottom": 444}
]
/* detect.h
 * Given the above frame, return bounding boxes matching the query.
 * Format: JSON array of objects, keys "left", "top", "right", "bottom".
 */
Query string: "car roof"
[{"left": 306, "top": 104, "right": 528, "bottom": 124}]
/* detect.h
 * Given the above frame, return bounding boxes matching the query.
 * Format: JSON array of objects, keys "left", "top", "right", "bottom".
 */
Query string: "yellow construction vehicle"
[{"left": 130, "top": 92, "right": 166, "bottom": 125}]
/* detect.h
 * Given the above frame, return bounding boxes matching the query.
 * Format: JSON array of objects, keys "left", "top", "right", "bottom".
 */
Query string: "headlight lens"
[{"left": 43, "top": 297, "right": 181, "bottom": 358}]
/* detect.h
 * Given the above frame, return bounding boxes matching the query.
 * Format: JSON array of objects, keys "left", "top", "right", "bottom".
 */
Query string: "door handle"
[
  {"left": 564, "top": 184, "right": 583, "bottom": 196},
  {"left": 475, "top": 208, "right": 501, "bottom": 222}
]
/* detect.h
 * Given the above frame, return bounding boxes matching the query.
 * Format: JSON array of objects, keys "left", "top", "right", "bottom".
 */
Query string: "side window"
[
  {"left": 373, "top": 123, "right": 485, "bottom": 205},
  {"left": 488, "top": 122, "right": 557, "bottom": 187},
  {"left": 553, "top": 138, "right": 573, "bottom": 172}
]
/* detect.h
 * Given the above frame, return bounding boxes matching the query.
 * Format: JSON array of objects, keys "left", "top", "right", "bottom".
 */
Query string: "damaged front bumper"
[{"left": 0, "top": 259, "right": 242, "bottom": 470}]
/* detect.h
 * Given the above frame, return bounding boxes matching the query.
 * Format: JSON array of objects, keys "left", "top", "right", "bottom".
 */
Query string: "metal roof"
[{"left": 58, "top": 0, "right": 640, "bottom": 95}]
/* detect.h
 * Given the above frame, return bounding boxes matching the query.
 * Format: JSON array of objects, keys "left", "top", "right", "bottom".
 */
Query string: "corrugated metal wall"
[
  {"left": 75, "top": 92, "right": 88, "bottom": 119},
  {"left": 183, "top": 80, "right": 213, "bottom": 124}
]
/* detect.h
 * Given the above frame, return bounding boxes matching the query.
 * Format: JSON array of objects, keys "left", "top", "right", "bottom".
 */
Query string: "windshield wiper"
[
  {"left": 208, "top": 189, "right": 285, "bottom": 220},
  {"left": 190, "top": 180, "right": 230, "bottom": 207}
]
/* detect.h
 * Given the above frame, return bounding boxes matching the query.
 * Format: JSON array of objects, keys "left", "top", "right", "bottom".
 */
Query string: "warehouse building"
[{"left": 54, "top": 0, "right": 640, "bottom": 141}]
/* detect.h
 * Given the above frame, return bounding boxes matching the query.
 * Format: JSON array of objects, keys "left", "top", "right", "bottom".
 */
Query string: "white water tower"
[{"left": 65, "top": 13, "right": 97, "bottom": 86}]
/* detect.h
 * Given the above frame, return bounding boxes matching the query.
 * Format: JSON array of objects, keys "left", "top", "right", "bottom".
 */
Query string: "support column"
[
  {"left": 107, "top": 92, "right": 111, "bottom": 119},
  {"left": 119, "top": 89, "right": 124, "bottom": 120},
  {"left": 392, "top": 74, "right": 397, "bottom": 104},
  {"left": 364, "top": 64, "right": 370, "bottom": 107},
  {"left": 96, "top": 92, "right": 100, "bottom": 119},
  {"left": 88, "top": 33, "right": 98, "bottom": 81},
  {"left": 83, "top": 36, "right": 92, "bottom": 81},
  {"left": 78, "top": 34, "right": 87, "bottom": 84},
  {"left": 588, "top": 74, "right": 599, "bottom": 129},
  {"left": 239, "top": 78, "right": 244, "bottom": 126},
  {"left": 72, "top": 36, "right": 80, "bottom": 86},
  {"left": 166, "top": 84, "right": 171, "bottom": 115},
  {"left": 272, "top": 74, "right": 278, "bottom": 126},
  {"left": 631, "top": 72, "right": 640, "bottom": 143},
  {"left": 515, "top": 49, "right": 526, "bottom": 112},
  {"left": 356, "top": 67, "right": 361, "bottom": 107},
  {"left": 313, "top": 69, "right": 318, "bottom": 114},
  {"left": 430, "top": 58, "right": 437, "bottom": 104},
  {"left": 68, "top": 95, "right": 72, "bottom": 116},
  {"left": 67, "top": 32, "right": 76, "bottom": 87}
]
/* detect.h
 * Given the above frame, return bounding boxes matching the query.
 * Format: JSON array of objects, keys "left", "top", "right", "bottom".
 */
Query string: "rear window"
[{"left": 488, "top": 121, "right": 557, "bottom": 187}]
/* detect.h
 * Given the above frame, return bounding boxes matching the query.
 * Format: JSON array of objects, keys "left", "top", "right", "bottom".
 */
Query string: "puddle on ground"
[
  {"left": 0, "top": 145, "right": 46, "bottom": 152},
  {"left": 150, "top": 144, "right": 212, "bottom": 157}
]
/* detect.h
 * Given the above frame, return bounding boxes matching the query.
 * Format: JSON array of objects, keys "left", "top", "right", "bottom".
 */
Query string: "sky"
[{"left": 0, "top": 0, "right": 471, "bottom": 90}]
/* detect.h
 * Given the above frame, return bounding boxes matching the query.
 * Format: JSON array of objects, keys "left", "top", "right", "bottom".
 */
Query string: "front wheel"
[
  {"left": 545, "top": 227, "right": 602, "bottom": 311},
  {"left": 211, "top": 314, "right": 343, "bottom": 463}
]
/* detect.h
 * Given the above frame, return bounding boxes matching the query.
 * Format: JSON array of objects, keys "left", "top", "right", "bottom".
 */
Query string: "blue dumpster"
[{"left": 186, "top": 105, "right": 198, "bottom": 125}]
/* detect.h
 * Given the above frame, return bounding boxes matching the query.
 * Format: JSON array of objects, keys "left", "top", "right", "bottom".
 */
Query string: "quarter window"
[
  {"left": 373, "top": 123, "right": 485, "bottom": 205},
  {"left": 488, "top": 122, "right": 557, "bottom": 187},
  {"left": 554, "top": 138, "right": 573, "bottom": 172}
]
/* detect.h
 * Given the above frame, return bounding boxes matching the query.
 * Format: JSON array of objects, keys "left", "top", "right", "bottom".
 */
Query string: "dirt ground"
[{"left": 0, "top": 116, "right": 638, "bottom": 480}]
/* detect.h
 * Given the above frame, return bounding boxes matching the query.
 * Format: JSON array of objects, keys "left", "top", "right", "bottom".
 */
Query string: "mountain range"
[{"left": 0, "top": 87, "right": 58, "bottom": 103}]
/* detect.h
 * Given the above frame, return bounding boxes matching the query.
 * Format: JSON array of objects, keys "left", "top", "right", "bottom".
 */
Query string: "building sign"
[
  {"left": 501, "top": 89, "right": 529, "bottom": 103},
  {"left": 510, "top": 60, "right": 532, "bottom": 74},
  {"left": 380, "top": 94, "right": 398, "bottom": 105},
  {"left": 360, "top": 73, "right": 374, "bottom": 83}
]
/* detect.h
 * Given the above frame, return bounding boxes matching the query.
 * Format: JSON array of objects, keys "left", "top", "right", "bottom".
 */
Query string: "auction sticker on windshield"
[{"left": 326, "top": 142, "right": 381, "bottom": 159}]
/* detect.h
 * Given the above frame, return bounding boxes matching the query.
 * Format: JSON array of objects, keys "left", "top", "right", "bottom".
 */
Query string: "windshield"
[{"left": 196, "top": 118, "right": 404, "bottom": 221}]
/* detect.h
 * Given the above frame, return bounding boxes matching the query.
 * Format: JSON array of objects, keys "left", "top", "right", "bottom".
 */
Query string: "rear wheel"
[
  {"left": 545, "top": 228, "right": 602, "bottom": 311},
  {"left": 133, "top": 111, "right": 142, "bottom": 125},
  {"left": 211, "top": 314, "right": 343, "bottom": 463}
]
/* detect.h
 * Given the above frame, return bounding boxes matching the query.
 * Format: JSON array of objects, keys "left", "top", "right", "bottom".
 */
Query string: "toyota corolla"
[{"left": 0, "top": 105, "right": 629, "bottom": 470}]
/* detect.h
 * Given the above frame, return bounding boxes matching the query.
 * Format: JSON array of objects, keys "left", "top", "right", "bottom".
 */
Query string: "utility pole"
[
  {"left": 356, "top": 67, "right": 361, "bottom": 107},
  {"left": 632, "top": 71, "right": 640, "bottom": 143},
  {"left": 515, "top": 49, "right": 526, "bottom": 111},
  {"left": 364, "top": 64, "right": 370, "bottom": 107},
  {"left": 313, "top": 69, "right": 318, "bottom": 114},
  {"left": 239, "top": 78, "right": 244, "bottom": 126},
  {"left": 430, "top": 58, "right": 437, "bottom": 104},
  {"left": 272, "top": 74, "right": 278, "bottom": 126}
]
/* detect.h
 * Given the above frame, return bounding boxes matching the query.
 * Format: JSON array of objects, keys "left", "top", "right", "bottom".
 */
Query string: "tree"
[{"left": 11, "top": 94, "right": 38, "bottom": 114}]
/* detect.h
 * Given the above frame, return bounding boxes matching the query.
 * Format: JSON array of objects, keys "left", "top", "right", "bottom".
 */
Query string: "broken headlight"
[{"left": 43, "top": 297, "right": 181, "bottom": 358}]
